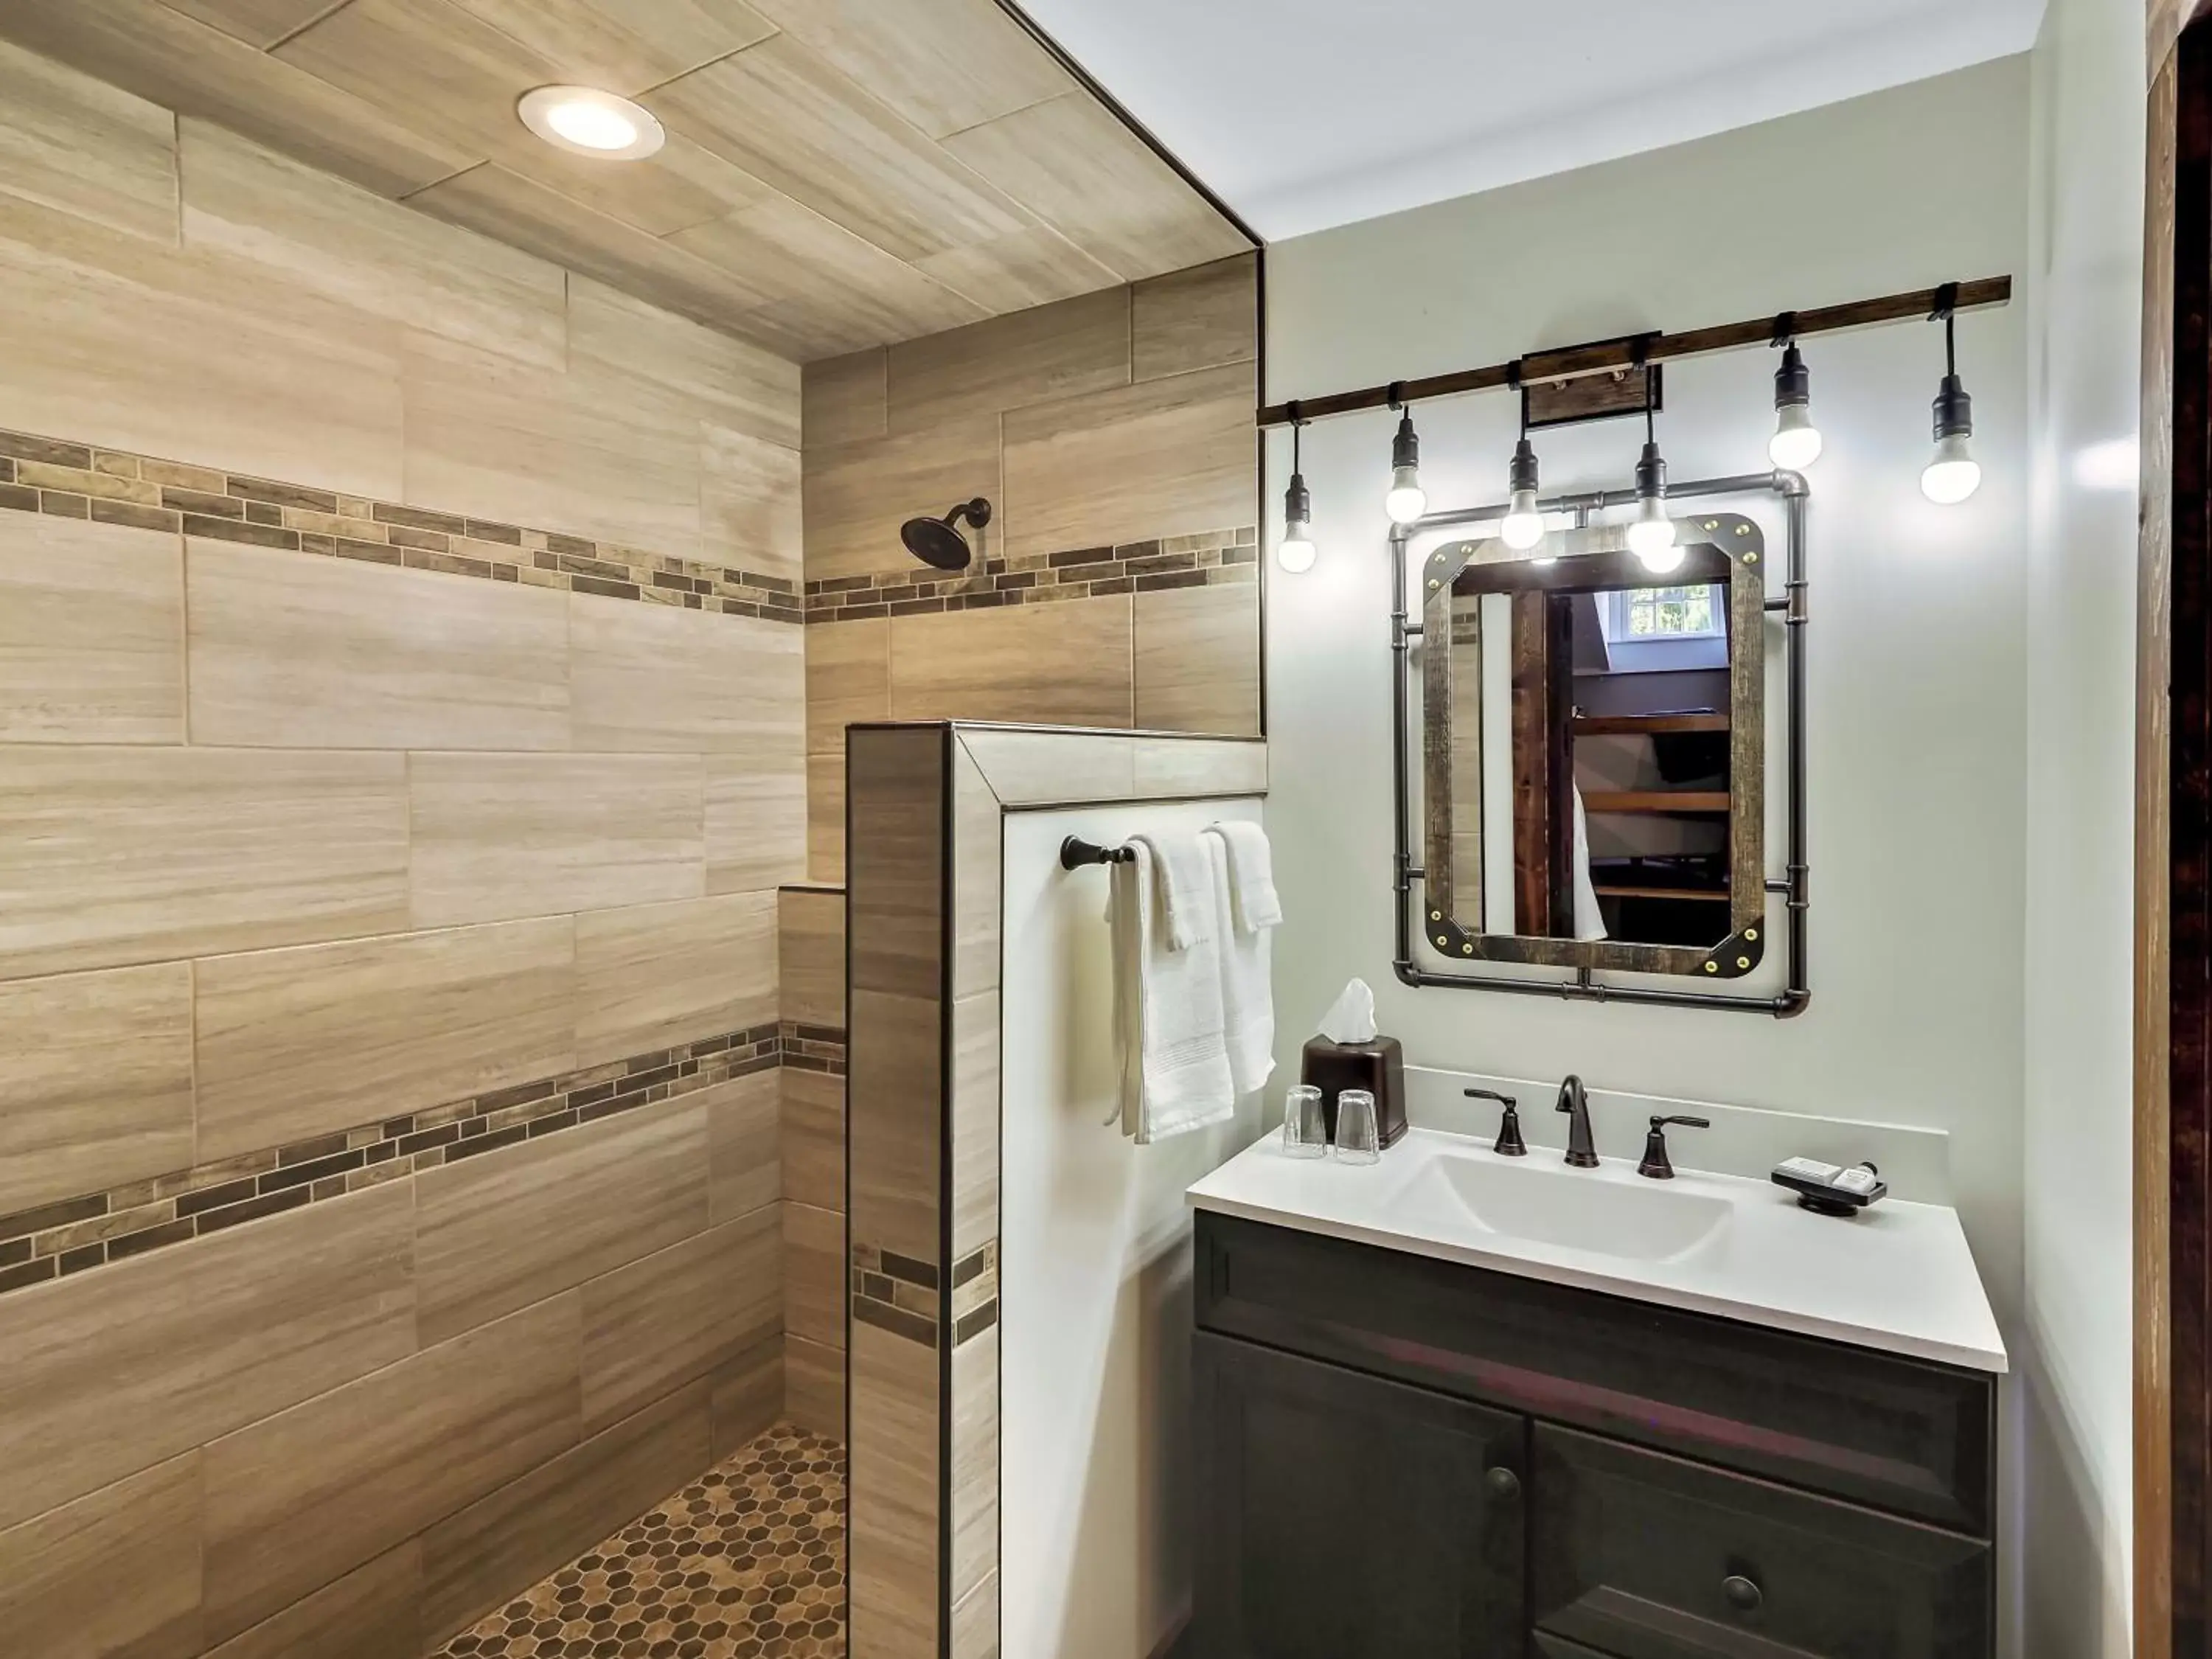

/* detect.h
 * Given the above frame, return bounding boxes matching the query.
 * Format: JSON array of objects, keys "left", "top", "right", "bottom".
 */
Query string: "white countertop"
[{"left": 1187, "top": 1127, "right": 2008, "bottom": 1373}]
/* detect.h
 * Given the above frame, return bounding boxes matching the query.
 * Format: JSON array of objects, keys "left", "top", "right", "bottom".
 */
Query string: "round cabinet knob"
[
  {"left": 1484, "top": 1467, "right": 1520, "bottom": 1501},
  {"left": 1722, "top": 1574, "right": 1763, "bottom": 1614}
]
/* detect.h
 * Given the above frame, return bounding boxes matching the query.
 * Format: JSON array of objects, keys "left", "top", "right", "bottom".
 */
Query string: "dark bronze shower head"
[{"left": 899, "top": 497, "right": 992, "bottom": 571}]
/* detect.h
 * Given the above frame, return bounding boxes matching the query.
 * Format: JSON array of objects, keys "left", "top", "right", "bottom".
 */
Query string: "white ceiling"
[{"left": 1017, "top": 0, "right": 2049, "bottom": 242}]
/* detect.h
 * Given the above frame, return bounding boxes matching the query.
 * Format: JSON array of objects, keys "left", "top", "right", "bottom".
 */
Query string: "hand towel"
[
  {"left": 1128, "top": 831, "right": 1213, "bottom": 952},
  {"left": 1569, "top": 784, "right": 1609, "bottom": 943},
  {"left": 1107, "top": 840, "right": 1235, "bottom": 1143},
  {"left": 1203, "top": 829, "right": 1276, "bottom": 1096},
  {"left": 1208, "top": 819, "right": 1284, "bottom": 933}
]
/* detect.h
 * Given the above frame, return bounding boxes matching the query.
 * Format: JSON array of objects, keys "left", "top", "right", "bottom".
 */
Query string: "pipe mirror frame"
[{"left": 1391, "top": 473, "right": 1811, "bottom": 1016}]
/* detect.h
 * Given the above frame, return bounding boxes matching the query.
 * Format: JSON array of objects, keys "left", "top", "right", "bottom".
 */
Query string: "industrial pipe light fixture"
[
  {"left": 1921, "top": 289, "right": 1982, "bottom": 505},
  {"left": 1625, "top": 366, "right": 1683, "bottom": 573},
  {"left": 1279, "top": 415, "right": 1317, "bottom": 572},
  {"left": 1273, "top": 281, "right": 2011, "bottom": 558},
  {"left": 1500, "top": 437, "right": 1545, "bottom": 550},
  {"left": 1384, "top": 390, "right": 1427, "bottom": 526},
  {"left": 1768, "top": 327, "right": 1823, "bottom": 472},
  {"left": 1499, "top": 377, "right": 1545, "bottom": 551}
]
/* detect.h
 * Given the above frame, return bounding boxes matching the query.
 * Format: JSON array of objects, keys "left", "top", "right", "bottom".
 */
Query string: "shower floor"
[{"left": 435, "top": 1425, "right": 846, "bottom": 1658}]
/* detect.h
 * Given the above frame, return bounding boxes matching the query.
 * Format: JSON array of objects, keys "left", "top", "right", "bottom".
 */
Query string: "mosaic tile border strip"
[
  {"left": 950, "top": 1241, "right": 998, "bottom": 1349},
  {"left": 435, "top": 1424, "right": 845, "bottom": 1659},
  {"left": 802, "top": 526, "right": 1258, "bottom": 624},
  {"left": 0, "top": 1019, "right": 822, "bottom": 1299},
  {"left": 847, "top": 1239, "right": 998, "bottom": 1350},
  {"left": 851, "top": 1239, "right": 942, "bottom": 1348},
  {"left": 0, "top": 428, "right": 802, "bottom": 623},
  {"left": 781, "top": 1021, "right": 849, "bottom": 1077}
]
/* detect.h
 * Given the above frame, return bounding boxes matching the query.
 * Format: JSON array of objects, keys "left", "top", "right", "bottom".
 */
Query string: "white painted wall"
[
  {"left": 999, "top": 800, "right": 1267, "bottom": 1659},
  {"left": 2022, "top": 0, "right": 2143, "bottom": 1650},
  {"left": 1262, "top": 55, "right": 2037, "bottom": 1649}
]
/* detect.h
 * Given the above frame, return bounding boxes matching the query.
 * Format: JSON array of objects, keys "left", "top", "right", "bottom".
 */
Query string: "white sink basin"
[
  {"left": 1399, "top": 1150, "right": 1731, "bottom": 1265},
  {"left": 1186, "top": 1127, "right": 2010, "bottom": 1372}
]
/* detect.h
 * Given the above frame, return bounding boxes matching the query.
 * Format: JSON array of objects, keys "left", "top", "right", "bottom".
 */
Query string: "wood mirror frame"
[{"left": 1417, "top": 515, "right": 1767, "bottom": 979}]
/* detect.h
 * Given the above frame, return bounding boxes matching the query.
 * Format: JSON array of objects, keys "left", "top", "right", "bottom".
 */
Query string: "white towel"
[
  {"left": 1107, "top": 841, "right": 1235, "bottom": 1143},
  {"left": 1202, "top": 830, "right": 1275, "bottom": 1095},
  {"left": 1128, "top": 831, "right": 1213, "bottom": 951},
  {"left": 1569, "top": 785, "right": 1609, "bottom": 942},
  {"left": 1208, "top": 819, "right": 1283, "bottom": 933}
]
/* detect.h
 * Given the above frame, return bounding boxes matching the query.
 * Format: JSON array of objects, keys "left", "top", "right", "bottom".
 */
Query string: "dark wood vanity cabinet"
[
  {"left": 1191, "top": 1213, "right": 1998, "bottom": 1659},
  {"left": 1194, "top": 1336, "right": 1526, "bottom": 1658}
]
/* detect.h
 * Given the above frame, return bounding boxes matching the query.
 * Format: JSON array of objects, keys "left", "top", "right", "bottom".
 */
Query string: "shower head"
[{"left": 900, "top": 497, "right": 992, "bottom": 571}]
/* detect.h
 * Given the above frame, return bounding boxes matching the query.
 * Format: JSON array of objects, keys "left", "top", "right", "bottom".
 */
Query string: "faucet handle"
[
  {"left": 1638, "top": 1115, "right": 1711, "bottom": 1180},
  {"left": 1465, "top": 1089, "right": 1525, "bottom": 1157}
]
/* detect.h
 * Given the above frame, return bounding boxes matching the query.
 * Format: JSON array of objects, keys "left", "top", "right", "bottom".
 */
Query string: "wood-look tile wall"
[
  {"left": 779, "top": 884, "right": 852, "bottom": 1444},
  {"left": 799, "top": 254, "right": 1262, "bottom": 878},
  {"left": 0, "top": 44, "right": 803, "bottom": 1658},
  {"left": 845, "top": 727, "right": 947, "bottom": 1659}
]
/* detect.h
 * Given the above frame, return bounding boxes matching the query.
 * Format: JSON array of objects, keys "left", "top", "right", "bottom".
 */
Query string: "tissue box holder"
[{"left": 1299, "top": 1036, "right": 1409, "bottom": 1150}]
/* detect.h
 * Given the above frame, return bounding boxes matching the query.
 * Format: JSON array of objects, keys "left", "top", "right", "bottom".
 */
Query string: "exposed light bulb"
[
  {"left": 1922, "top": 305, "right": 1980, "bottom": 506},
  {"left": 1628, "top": 504, "right": 1683, "bottom": 571},
  {"left": 1385, "top": 410, "right": 1425, "bottom": 525},
  {"left": 1279, "top": 462, "right": 1315, "bottom": 572},
  {"left": 1627, "top": 438, "right": 1679, "bottom": 571},
  {"left": 1921, "top": 433, "right": 1982, "bottom": 505},
  {"left": 1500, "top": 437, "right": 1543, "bottom": 551},
  {"left": 1770, "top": 403, "right": 1823, "bottom": 471},
  {"left": 1768, "top": 343, "right": 1822, "bottom": 471},
  {"left": 1501, "top": 492, "right": 1544, "bottom": 551},
  {"left": 1385, "top": 469, "right": 1427, "bottom": 526}
]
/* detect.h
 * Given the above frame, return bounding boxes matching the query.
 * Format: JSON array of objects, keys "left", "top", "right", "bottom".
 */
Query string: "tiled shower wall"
[
  {"left": 779, "top": 883, "right": 852, "bottom": 1441},
  {"left": 799, "top": 254, "right": 1262, "bottom": 877},
  {"left": 0, "top": 41, "right": 804, "bottom": 1658}
]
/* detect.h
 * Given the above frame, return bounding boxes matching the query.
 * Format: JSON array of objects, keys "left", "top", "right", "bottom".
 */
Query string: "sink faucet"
[{"left": 1556, "top": 1075, "right": 1599, "bottom": 1168}]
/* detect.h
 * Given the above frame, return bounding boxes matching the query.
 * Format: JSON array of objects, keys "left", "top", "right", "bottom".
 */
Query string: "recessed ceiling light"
[{"left": 517, "top": 86, "right": 665, "bottom": 160}]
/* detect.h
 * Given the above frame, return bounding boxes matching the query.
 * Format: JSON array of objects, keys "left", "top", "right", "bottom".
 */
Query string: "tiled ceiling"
[{"left": 0, "top": 0, "right": 1254, "bottom": 361}]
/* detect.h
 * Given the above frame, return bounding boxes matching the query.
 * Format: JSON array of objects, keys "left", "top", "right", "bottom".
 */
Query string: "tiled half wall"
[{"left": 844, "top": 724, "right": 1269, "bottom": 1659}]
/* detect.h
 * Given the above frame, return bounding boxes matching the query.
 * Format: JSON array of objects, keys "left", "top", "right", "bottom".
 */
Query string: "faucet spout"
[{"left": 1556, "top": 1074, "right": 1599, "bottom": 1168}]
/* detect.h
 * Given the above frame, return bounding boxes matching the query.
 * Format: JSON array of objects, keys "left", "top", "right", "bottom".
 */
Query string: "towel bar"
[{"left": 1060, "top": 835, "right": 1135, "bottom": 870}]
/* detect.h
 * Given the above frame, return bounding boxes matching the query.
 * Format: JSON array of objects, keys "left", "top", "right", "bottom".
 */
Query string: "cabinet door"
[
  {"left": 1531, "top": 1425, "right": 1992, "bottom": 1658},
  {"left": 1193, "top": 1331, "right": 1526, "bottom": 1659}
]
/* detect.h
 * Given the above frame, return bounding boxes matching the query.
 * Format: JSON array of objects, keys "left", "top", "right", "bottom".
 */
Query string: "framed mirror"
[{"left": 1418, "top": 514, "right": 1767, "bottom": 979}]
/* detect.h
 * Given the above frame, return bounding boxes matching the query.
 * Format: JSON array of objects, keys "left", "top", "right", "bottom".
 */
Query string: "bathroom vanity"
[{"left": 1186, "top": 1130, "right": 2006, "bottom": 1658}]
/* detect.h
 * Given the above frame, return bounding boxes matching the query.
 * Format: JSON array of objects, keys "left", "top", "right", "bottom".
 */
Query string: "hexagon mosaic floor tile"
[{"left": 437, "top": 1425, "right": 846, "bottom": 1659}]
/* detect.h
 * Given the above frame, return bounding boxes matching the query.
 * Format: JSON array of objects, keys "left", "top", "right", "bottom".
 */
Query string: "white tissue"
[{"left": 1317, "top": 978, "right": 1378, "bottom": 1044}]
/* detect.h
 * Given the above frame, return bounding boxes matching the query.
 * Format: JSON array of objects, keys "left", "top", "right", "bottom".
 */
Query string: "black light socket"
[
  {"left": 1774, "top": 343, "right": 1810, "bottom": 411},
  {"left": 1283, "top": 471, "right": 1312, "bottom": 527},
  {"left": 1509, "top": 437, "right": 1540, "bottom": 494},
  {"left": 1391, "top": 411, "right": 1420, "bottom": 470},
  {"left": 1932, "top": 372, "right": 1974, "bottom": 441},
  {"left": 1634, "top": 439, "right": 1667, "bottom": 501}
]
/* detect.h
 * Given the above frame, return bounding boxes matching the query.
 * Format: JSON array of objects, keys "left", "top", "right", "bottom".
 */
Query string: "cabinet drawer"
[
  {"left": 1194, "top": 1213, "right": 1994, "bottom": 1534},
  {"left": 1531, "top": 1425, "right": 1992, "bottom": 1658}
]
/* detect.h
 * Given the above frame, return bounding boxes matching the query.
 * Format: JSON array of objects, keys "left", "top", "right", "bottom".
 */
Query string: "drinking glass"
[
  {"left": 1334, "top": 1089, "right": 1382, "bottom": 1165},
  {"left": 1281, "top": 1085, "right": 1327, "bottom": 1158}
]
